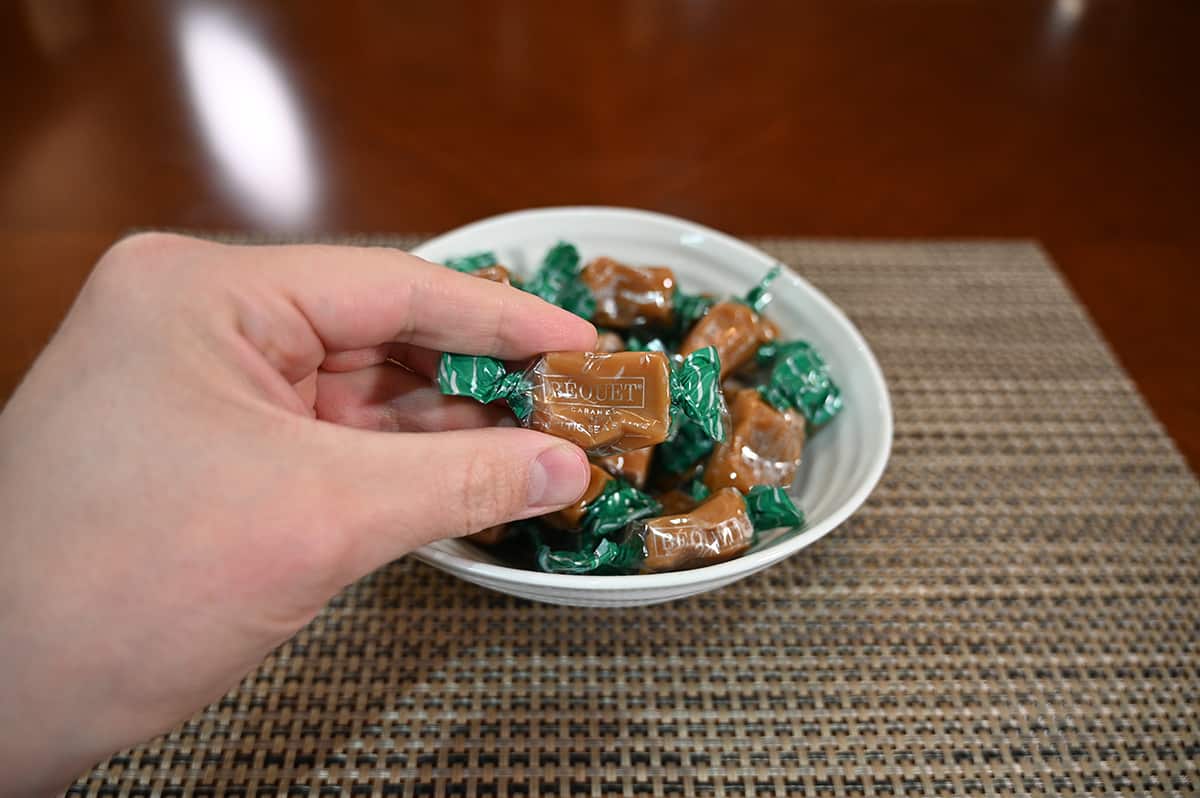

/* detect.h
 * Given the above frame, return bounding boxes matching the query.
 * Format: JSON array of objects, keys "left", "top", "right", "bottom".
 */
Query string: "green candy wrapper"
[
  {"left": 444, "top": 251, "right": 499, "bottom": 273},
  {"left": 741, "top": 264, "right": 782, "bottom": 313},
  {"left": 685, "top": 478, "right": 712, "bottom": 504},
  {"left": 436, "top": 347, "right": 726, "bottom": 455},
  {"left": 524, "top": 241, "right": 596, "bottom": 320},
  {"left": 436, "top": 354, "right": 534, "bottom": 420},
  {"left": 757, "top": 341, "right": 843, "bottom": 426},
  {"left": 578, "top": 478, "right": 662, "bottom": 546},
  {"left": 654, "top": 416, "right": 717, "bottom": 475},
  {"left": 671, "top": 290, "right": 715, "bottom": 334},
  {"left": 743, "top": 484, "right": 805, "bottom": 531},
  {"left": 536, "top": 536, "right": 646, "bottom": 575},
  {"left": 668, "top": 345, "right": 725, "bottom": 443},
  {"left": 624, "top": 336, "right": 670, "bottom": 354}
]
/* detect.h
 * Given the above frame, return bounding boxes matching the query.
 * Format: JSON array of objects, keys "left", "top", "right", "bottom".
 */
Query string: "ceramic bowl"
[{"left": 409, "top": 207, "right": 891, "bottom": 607}]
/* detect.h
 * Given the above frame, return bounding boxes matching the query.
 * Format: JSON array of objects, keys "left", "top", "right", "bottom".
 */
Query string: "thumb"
[{"left": 322, "top": 425, "right": 591, "bottom": 574}]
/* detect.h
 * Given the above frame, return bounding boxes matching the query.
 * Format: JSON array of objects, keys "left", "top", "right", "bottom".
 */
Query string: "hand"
[{"left": 0, "top": 234, "right": 595, "bottom": 794}]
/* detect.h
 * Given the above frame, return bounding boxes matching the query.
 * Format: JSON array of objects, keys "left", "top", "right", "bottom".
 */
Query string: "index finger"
[{"left": 244, "top": 243, "right": 597, "bottom": 359}]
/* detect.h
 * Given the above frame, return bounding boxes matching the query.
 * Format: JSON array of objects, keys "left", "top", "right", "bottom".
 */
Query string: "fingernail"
[{"left": 528, "top": 445, "right": 589, "bottom": 508}]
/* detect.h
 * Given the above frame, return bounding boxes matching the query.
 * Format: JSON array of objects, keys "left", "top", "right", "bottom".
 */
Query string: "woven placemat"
[{"left": 69, "top": 239, "right": 1198, "bottom": 797}]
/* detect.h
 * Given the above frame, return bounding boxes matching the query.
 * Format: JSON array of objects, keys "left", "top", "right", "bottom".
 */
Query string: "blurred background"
[{"left": 1, "top": 0, "right": 1196, "bottom": 467}]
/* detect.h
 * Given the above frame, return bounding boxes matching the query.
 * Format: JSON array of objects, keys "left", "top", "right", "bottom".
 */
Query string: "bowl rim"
[{"left": 410, "top": 205, "right": 893, "bottom": 591}]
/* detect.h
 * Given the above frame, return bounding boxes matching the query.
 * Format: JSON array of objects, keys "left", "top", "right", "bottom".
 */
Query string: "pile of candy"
[{"left": 436, "top": 242, "right": 843, "bottom": 575}]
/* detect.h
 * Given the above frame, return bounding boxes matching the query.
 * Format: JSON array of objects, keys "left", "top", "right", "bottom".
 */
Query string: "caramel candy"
[
  {"left": 437, "top": 347, "right": 725, "bottom": 456},
  {"left": 680, "top": 300, "right": 776, "bottom": 379},
  {"left": 705, "top": 388, "right": 806, "bottom": 493},
  {"left": 592, "top": 446, "right": 653, "bottom": 489},
  {"left": 640, "top": 488, "right": 754, "bottom": 572},
  {"left": 593, "top": 331, "right": 626, "bottom": 353},
  {"left": 545, "top": 465, "right": 612, "bottom": 529},
  {"left": 580, "top": 257, "right": 676, "bottom": 329}
]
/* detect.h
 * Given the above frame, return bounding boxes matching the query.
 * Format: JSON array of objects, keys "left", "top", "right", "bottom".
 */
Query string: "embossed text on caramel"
[{"left": 539, "top": 375, "right": 647, "bottom": 409}]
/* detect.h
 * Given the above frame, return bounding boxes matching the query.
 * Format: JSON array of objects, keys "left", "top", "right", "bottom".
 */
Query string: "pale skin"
[{"left": 0, "top": 234, "right": 595, "bottom": 796}]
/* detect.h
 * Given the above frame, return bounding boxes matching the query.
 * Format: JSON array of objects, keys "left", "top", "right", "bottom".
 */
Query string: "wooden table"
[{"left": 2, "top": 1, "right": 1196, "bottom": 469}]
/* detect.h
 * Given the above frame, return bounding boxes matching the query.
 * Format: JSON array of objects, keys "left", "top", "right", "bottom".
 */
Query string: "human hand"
[{"left": 0, "top": 234, "right": 595, "bottom": 794}]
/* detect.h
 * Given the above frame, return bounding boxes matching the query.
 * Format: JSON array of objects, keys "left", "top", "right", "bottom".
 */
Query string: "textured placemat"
[{"left": 69, "top": 239, "right": 1198, "bottom": 797}]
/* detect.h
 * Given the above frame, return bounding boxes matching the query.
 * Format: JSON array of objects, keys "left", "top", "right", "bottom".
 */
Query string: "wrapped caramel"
[
  {"left": 680, "top": 266, "right": 781, "bottom": 378},
  {"left": 579, "top": 257, "right": 713, "bottom": 331},
  {"left": 581, "top": 257, "right": 675, "bottom": 328},
  {"left": 536, "top": 486, "right": 803, "bottom": 574},
  {"left": 704, "top": 388, "right": 807, "bottom": 493},
  {"left": 436, "top": 348, "right": 728, "bottom": 455}
]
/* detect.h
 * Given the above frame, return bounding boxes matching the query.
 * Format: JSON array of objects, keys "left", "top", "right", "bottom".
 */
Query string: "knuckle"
[{"left": 87, "top": 233, "right": 190, "bottom": 302}]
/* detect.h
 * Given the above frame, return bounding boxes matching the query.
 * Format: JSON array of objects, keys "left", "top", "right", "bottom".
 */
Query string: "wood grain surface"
[{"left": 1, "top": 1, "right": 1196, "bottom": 468}]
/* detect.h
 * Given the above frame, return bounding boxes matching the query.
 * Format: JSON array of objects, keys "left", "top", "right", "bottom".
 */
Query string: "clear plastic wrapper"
[
  {"left": 537, "top": 485, "right": 803, "bottom": 574},
  {"left": 680, "top": 266, "right": 782, "bottom": 378},
  {"left": 592, "top": 446, "right": 654, "bottom": 489},
  {"left": 704, "top": 388, "right": 807, "bottom": 493},
  {"left": 436, "top": 347, "right": 728, "bottom": 455},
  {"left": 758, "top": 341, "right": 843, "bottom": 427}
]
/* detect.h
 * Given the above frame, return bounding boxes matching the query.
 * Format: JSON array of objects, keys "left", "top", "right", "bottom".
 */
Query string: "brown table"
[{"left": 1, "top": 1, "right": 1197, "bottom": 469}]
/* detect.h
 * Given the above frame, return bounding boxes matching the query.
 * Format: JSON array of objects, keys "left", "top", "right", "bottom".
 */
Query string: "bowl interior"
[{"left": 409, "top": 207, "right": 891, "bottom": 603}]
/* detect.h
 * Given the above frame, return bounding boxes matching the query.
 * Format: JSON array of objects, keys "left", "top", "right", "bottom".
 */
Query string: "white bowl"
[{"left": 410, "top": 207, "right": 892, "bottom": 607}]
